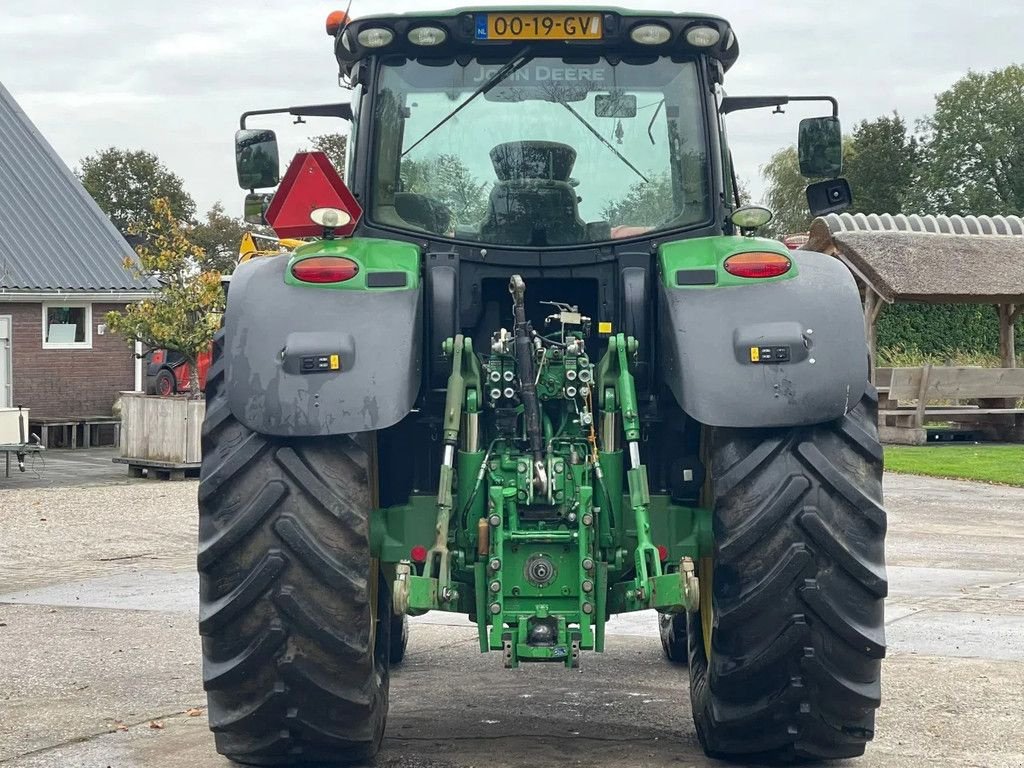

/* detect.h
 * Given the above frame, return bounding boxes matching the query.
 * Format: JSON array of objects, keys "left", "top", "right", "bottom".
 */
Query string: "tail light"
[
  {"left": 657, "top": 545, "right": 669, "bottom": 561},
  {"left": 151, "top": 350, "right": 165, "bottom": 364},
  {"left": 724, "top": 252, "right": 792, "bottom": 279},
  {"left": 291, "top": 256, "right": 359, "bottom": 284}
]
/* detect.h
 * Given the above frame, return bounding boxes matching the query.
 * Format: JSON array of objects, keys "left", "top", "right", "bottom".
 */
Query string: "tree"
[
  {"left": 920, "top": 64, "right": 1024, "bottom": 215},
  {"left": 761, "top": 124, "right": 914, "bottom": 236},
  {"left": 600, "top": 172, "right": 677, "bottom": 227},
  {"left": 844, "top": 113, "right": 921, "bottom": 215},
  {"left": 402, "top": 154, "right": 490, "bottom": 223},
  {"left": 105, "top": 198, "right": 224, "bottom": 397},
  {"left": 735, "top": 176, "right": 753, "bottom": 207},
  {"left": 311, "top": 133, "right": 349, "bottom": 178},
  {"left": 760, "top": 146, "right": 812, "bottom": 236},
  {"left": 190, "top": 203, "right": 249, "bottom": 274},
  {"left": 78, "top": 148, "right": 195, "bottom": 233}
]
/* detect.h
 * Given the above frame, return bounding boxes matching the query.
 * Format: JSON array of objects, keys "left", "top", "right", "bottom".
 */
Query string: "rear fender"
[
  {"left": 223, "top": 240, "right": 421, "bottom": 436},
  {"left": 659, "top": 241, "right": 867, "bottom": 428}
]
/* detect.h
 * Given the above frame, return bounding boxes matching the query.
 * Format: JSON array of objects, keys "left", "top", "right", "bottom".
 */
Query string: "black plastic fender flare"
[
  {"left": 659, "top": 251, "right": 867, "bottom": 428},
  {"left": 222, "top": 255, "right": 421, "bottom": 437}
]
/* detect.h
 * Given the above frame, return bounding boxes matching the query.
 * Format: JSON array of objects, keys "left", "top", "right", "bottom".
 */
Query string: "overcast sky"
[{"left": 1, "top": 1, "right": 1019, "bottom": 218}]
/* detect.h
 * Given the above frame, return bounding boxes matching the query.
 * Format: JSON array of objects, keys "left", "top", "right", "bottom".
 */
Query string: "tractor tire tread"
[
  {"left": 203, "top": 621, "right": 287, "bottom": 690},
  {"left": 198, "top": 334, "right": 387, "bottom": 765},
  {"left": 688, "top": 389, "right": 886, "bottom": 762}
]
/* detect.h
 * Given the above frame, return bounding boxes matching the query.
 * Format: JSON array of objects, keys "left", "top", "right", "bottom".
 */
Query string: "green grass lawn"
[{"left": 885, "top": 444, "right": 1024, "bottom": 487}]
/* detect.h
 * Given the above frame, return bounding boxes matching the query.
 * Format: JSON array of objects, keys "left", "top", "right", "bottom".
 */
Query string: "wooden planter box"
[{"left": 119, "top": 392, "right": 204, "bottom": 465}]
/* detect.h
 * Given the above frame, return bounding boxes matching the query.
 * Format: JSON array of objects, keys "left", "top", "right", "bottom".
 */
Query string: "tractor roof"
[{"left": 333, "top": 7, "right": 739, "bottom": 76}]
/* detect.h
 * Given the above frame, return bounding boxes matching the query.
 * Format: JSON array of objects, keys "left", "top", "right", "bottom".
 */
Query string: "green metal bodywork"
[
  {"left": 658, "top": 235, "right": 797, "bottom": 289},
  {"left": 285, "top": 237, "right": 421, "bottom": 290}
]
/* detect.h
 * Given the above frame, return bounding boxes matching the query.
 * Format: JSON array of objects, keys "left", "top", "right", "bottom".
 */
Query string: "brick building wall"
[{"left": 1, "top": 301, "right": 135, "bottom": 417}]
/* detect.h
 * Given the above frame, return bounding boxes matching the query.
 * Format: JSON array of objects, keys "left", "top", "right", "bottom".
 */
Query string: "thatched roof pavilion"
[{"left": 805, "top": 213, "right": 1024, "bottom": 374}]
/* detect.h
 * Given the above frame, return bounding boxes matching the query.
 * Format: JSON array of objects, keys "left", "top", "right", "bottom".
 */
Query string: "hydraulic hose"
[{"left": 509, "top": 275, "right": 548, "bottom": 493}]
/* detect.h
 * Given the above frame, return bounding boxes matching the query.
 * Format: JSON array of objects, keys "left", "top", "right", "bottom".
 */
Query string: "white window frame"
[
  {"left": 0, "top": 315, "right": 12, "bottom": 407},
  {"left": 41, "top": 302, "right": 93, "bottom": 350}
]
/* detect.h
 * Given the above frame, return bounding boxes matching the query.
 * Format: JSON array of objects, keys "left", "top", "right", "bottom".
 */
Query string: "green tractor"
[{"left": 199, "top": 7, "right": 886, "bottom": 764}]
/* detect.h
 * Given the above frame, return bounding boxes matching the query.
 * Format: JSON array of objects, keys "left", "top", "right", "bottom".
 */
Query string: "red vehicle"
[{"left": 145, "top": 347, "right": 212, "bottom": 395}]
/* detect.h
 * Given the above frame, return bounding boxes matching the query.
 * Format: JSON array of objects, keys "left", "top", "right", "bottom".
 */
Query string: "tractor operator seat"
[{"left": 477, "top": 141, "right": 588, "bottom": 246}]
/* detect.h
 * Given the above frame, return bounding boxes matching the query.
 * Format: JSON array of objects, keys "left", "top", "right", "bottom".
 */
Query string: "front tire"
[
  {"left": 688, "top": 388, "right": 886, "bottom": 762},
  {"left": 389, "top": 614, "right": 409, "bottom": 664},
  {"left": 198, "top": 332, "right": 389, "bottom": 765},
  {"left": 658, "top": 612, "right": 687, "bottom": 664}
]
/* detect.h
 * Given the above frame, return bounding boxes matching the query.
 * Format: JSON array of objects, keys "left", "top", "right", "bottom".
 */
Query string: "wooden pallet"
[{"left": 112, "top": 456, "right": 200, "bottom": 480}]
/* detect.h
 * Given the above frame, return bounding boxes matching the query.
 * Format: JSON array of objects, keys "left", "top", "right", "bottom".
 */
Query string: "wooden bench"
[
  {"left": 28, "top": 417, "right": 81, "bottom": 449},
  {"left": 877, "top": 365, "right": 1024, "bottom": 444},
  {"left": 27, "top": 416, "right": 121, "bottom": 449},
  {"left": 81, "top": 416, "right": 121, "bottom": 448}
]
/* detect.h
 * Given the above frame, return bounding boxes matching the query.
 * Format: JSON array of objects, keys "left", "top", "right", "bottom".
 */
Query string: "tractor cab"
[{"left": 236, "top": 9, "right": 848, "bottom": 253}]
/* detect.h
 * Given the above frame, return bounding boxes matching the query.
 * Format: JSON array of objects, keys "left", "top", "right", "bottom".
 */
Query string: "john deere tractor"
[{"left": 199, "top": 8, "right": 885, "bottom": 764}]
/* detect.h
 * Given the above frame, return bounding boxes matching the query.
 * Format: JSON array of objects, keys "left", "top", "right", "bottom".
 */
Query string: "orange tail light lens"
[
  {"left": 291, "top": 256, "right": 359, "bottom": 284},
  {"left": 723, "top": 252, "right": 792, "bottom": 279}
]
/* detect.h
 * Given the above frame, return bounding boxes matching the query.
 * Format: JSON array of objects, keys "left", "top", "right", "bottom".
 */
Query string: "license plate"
[{"left": 476, "top": 13, "right": 603, "bottom": 41}]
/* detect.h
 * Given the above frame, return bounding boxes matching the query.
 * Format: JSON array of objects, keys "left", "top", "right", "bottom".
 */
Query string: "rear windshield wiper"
[
  {"left": 403, "top": 48, "right": 534, "bottom": 157},
  {"left": 559, "top": 101, "right": 649, "bottom": 184}
]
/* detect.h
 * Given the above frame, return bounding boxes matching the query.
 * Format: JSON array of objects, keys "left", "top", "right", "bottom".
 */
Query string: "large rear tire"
[
  {"left": 198, "top": 331, "right": 389, "bottom": 765},
  {"left": 688, "top": 388, "right": 886, "bottom": 762}
]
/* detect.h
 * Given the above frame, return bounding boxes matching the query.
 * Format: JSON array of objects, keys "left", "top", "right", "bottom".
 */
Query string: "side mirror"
[
  {"left": 243, "top": 192, "right": 273, "bottom": 225},
  {"left": 235, "top": 129, "right": 280, "bottom": 190},
  {"left": 806, "top": 177, "right": 852, "bottom": 217},
  {"left": 595, "top": 93, "right": 638, "bottom": 118},
  {"left": 798, "top": 116, "right": 842, "bottom": 177}
]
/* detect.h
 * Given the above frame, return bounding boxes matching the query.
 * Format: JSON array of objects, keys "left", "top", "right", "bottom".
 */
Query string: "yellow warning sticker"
[
  {"left": 329, "top": 354, "right": 340, "bottom": 370},
  {"left": 749, "top": 346, "right": 760, "bottom": 363},
  {"left": 598, "top": 321, "right": 613, "bottom": 334}
]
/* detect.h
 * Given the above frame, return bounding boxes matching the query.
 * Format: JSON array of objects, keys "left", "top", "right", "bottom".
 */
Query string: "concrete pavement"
[
  {"left": 0, "top": 447, "right": 139, "bottom": 490},
  {"left": 1, "top": 473, "right": 1023, "bottom": 767}
]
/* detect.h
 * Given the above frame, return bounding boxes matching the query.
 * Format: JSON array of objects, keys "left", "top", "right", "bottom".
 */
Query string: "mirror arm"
[
  {"left": 240, "top": 103, "right": 353, "bottom": 129},
  {"left": 720, "top": 95, "right": 838, "bottom": 117}
]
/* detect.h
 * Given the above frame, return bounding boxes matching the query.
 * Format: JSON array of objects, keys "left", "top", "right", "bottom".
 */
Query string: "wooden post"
[
  {"left": 863, "top": 287, "right": 884, "bottom": 383},
  {"left": 914, "top": 363, "right": 932, "bottom": 429},
  {"left": 990, "top": 305, "right": 1019, "bottom": 441},
  {"left": 997, "top": 304, "right": 1016, "bottom": 369},
  {"left": 864, "top": 290, "right": 877, "bottom": 382}
]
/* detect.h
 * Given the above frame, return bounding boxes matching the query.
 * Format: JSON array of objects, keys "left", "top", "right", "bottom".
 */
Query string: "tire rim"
[
  {"left": 158, "top": 376, "right": 173, "bottom": 396},
  {"left": 700, "top": 555, "right": 714, "bottom": 660}
]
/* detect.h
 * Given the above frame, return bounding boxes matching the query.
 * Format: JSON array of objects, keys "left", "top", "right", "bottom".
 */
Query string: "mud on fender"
[
  {"left": 222, "top": 255, "right": 421, "bottom": 436},
  {"left": 659, "top": 251, "right": 867, "bottom": 428}
]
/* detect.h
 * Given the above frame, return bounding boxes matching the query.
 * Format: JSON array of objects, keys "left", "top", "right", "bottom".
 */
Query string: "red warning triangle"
[{"left": 265, "top": 152, "right": 362, "bottom": 238}]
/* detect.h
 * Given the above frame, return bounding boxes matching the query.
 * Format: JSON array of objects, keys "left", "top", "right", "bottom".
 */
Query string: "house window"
[{"left": 42, "top": 303, "right": 92, "bottom": 349}]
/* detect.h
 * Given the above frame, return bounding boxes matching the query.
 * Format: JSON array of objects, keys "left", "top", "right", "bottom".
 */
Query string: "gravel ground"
[
  {"left": 0, "top": 483, "right": 198, "bottom": 592},
  {"left": 2, "top": 474, "right": 1024, "bottom": 767}
]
